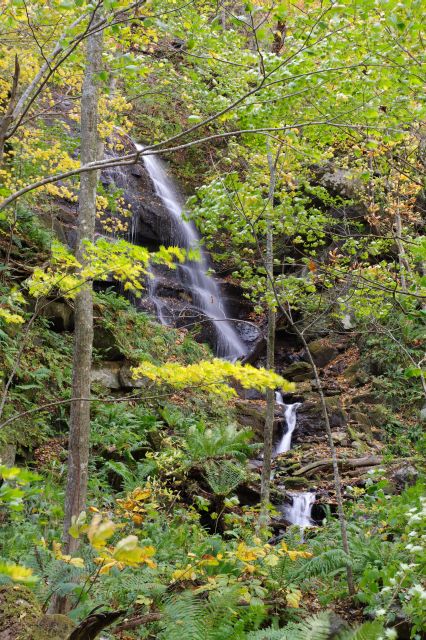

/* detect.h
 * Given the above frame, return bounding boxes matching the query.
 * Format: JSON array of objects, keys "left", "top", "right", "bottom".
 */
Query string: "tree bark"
[
  {"left": 63, "top": 14, "right": 103, "bottom": 555},
  {"left": 259, "top": 146, "right": 278, "bottom": 528},
  {"left": 291, "top": 329, "right": 356, "bottom": 595},
  {"left": 0, "top": 55, "right": 19, "bottom": 166}
]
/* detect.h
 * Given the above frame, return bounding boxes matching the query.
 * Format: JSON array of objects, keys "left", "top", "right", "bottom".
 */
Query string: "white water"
[
  {"left": 274, "top": 396, "right": 301, "bottom": 455},
  {"left": 138, "top": 145, "right": 246, "bottom": 360},
  {"left": 283, "top": 492, "right": 315, "bottom": 529}
]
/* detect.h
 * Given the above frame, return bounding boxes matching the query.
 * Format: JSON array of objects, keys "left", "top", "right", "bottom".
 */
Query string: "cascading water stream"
[
  {"left": 274, "top": 395, "right": 301, "bottom": 455},
  {"left": 138, "top": 145, "right": 247, "bottom": 361},
  {"left": 282, "top": 492, "right": 315, "bottom": 530},
  {"left": 274, "top": 392, "right": 316, "bottom": 530}
]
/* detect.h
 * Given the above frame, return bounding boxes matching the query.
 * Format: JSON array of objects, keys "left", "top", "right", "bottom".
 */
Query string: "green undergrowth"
[{"left": 94, "top": 289, "right": 211, "bottom": 365}]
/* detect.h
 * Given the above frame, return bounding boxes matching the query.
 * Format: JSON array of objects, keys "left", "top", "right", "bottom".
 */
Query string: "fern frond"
[
  {"left": 247, "top": 613, "right": 331, "bottom": 640},
  {"left": 159, "top": 592, "right": 205, "bottom": 640},
  {"left": 291, "top": 548, "right": 351, "bottom": 581},
  {"left": 204, "top": 459, "right": 247, "bottom": 496},
  {"left": 338, "top": 620, "right": 384, "bottom": 640},
  {"left": 246, "top": 627, "right": 286, "bottom": 640}
]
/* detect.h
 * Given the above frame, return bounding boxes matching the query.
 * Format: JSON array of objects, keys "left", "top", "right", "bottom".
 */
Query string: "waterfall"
[
  {"left": 274, "top": 397, "right": 301, "bottom": 455},
  {"left": 282, "top": 492, "right": 316, "bottom": 529},
  {"left": 273, "top": 395, "right": 316, "bottom": 531},
  {"left": 138, "top": 146, "right": 247, "bottom": 361}
]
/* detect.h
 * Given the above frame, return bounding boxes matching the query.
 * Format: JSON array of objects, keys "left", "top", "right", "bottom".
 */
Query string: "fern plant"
[
  {"left": 246, "top": 613, "right": 384, "bottom": 640},
  {"left": 158, "top": 587, "right": 242, "bottom": 640},
  {"left": 184, "top": 422, "right": 256, "bottom": 462},
  {"left": 204, "top": 459, "right": 247, "bottom": 496}
]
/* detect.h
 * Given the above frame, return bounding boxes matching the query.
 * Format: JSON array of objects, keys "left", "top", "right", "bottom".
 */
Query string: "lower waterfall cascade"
[
  {"left": 137, "top": 145, "right": 247, "bottom": 361},
  {"left": 281, "top": 492, "right": 316, "bottom": 531},
  {"left": 274, "top": 392, "right": 316, "bottom": 530},
  {"left": 274, "top": 394, "right": 302, "bottom": 455}
]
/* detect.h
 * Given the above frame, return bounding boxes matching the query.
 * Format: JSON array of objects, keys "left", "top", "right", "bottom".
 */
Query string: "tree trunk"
[
  {"left": 63, "top": 14, "right": 103, "bottom": 555},
  {"left": 259, "top": 147, "right": 278, "bottom": 528},
  {"left": 291, "top": 329, "right": 355, "bottom": 596},
  {"left": 0, "top": 55, "right": 19, "bottom": 166}
]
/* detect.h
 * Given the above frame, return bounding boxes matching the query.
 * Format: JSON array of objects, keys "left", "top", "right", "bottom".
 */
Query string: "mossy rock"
[
  {"left": 0, "top": 585, "right": 74, "bottom": 640},
  {"left": 35, "top": 614, "right": 75, "bottom": 639},
  {"left": 0, "top": 584, "right": 42, "bottom": 640},
  {"left": 343, "top": 362, "right": 369, "bottom": 386},
  {"left": 306, "top": 339, "right": 338, "bottom": 367},
  {"left": 282, "top": 476, "right": 312, "bottom": 489},
  {"left": 281, "top": 361, "right": 313, "bottom": 382}
]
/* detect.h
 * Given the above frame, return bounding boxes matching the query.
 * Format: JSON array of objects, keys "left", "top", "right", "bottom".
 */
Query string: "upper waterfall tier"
[{"left": 137, "top": 146, "right": 247, "bottom": 361}]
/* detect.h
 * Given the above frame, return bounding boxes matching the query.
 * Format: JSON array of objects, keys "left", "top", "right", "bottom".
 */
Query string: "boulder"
[
  {"left": 91, "top": 362, "right": 121, "bottom": 389},
  {"left": 235, "top": 400, "right": 281, "bottom": 438},
  {"left": 306, "top": 339, "right": 338, "bottom": 367},
  {"left": 235, "top": 400, "right": 265, "bottom": 435},
  {"left": 331, "top": 431, "right": 349, "bottom": 446},
  {"left": 294, "top": 397, "right": 347, "bottom": 442},
  {"left": 282, "top": 361, "right": 313, "bottom": 382}
]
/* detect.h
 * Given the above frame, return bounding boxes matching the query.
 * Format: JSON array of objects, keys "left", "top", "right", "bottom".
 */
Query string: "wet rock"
[
  {"left": 294, "top": 397, "right": 347, "bottom": 442},
  {"left": 306, "top": 338, "right": 338, "bottom": 367},
  {"left": 282, "top": 361, "right": 313, "bottom": 382},
  {"left": 281, "top": 476, "right": 311, "bottom": 489},
  {"left": 40, "top": 301, "right": 74, "bottom": 332},
  {"left": 91, "top": 362, "right": 121, "bottom": 389},
  {"left": 235, "top": 400, "right": 282, "bottom": 438}
]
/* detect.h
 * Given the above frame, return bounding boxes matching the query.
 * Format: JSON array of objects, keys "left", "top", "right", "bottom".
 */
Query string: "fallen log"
[{"left": 293, "top": 456, "right": 383, "bottom": 477}]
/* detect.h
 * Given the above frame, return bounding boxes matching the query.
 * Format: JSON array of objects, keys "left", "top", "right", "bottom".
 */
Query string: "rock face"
[
  {"left": 40, "top": 301, "right": 74, "bottom": 332},
  {"left": 91, "top": 362, "right": 122, "bottom": 390},
  {"left": 294, "top": 396, "right": 347, "bottom": 444},
  {"left": 93, "top": 327, "right": 125, "bottom": 361},
  {"left": 101, "top": 154, "right": 176, "bottom": 250}
]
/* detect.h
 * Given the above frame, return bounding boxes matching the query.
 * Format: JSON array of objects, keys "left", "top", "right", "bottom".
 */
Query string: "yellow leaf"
[
  {"left": 263, "top": 554, "right": 279, "bottom": 567},
  {"left": 0, "top": 561, "right": 38, "bottom": 584},
  {"left": 113, "top": 536, "right": 156, "bottom": 568},
  {"left": 286, "top": 589, "right": 302, "bottom": 608},
  {"left": 199, "top": 554, "right": 219, "bottom": 566},
  {"left": 69, "top": 557, "right": 85, "bottom": 568},
  {"left": 98, "top": 561, "right": 118, "bottom": 575},
  {"left": 87, "top": 515, "right": 116, "bottom": 549},
  {"left": 235, "top": 542, "right": 258, "bottom": 563}
]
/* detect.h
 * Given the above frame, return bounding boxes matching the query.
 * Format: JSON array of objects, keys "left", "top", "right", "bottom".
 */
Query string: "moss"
[
  {"left": 0, "top": 584, "right": 42, "bottom": 639},
  {"left": 36, "top": 614, "right": 75, "bottom": 639},
  {"left": 0, "top": 585, "right": 74, "bottom": 639}
]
